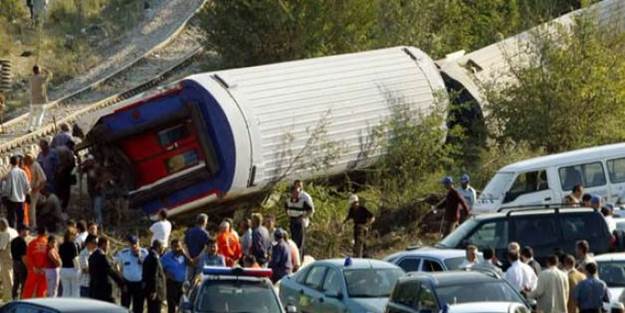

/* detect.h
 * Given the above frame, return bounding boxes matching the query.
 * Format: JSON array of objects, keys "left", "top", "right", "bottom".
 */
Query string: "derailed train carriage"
[{"left": 77, "top": 46, "right": 447, "bottom": 217}]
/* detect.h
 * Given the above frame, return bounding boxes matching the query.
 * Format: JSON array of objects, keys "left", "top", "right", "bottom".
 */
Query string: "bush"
[{"left": 485, "top": 16, "right": 625, "bottom": 153}]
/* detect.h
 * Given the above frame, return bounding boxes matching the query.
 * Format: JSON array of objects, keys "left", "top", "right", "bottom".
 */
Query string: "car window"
[
  {"left": 198, "top": 280, "right": 281, "bottom": 313},
  {"left": 417, "top": 286, "right": 438, "bottom": 313},
  {"left": 304, "top": 266, "right": 327, "bottom": 290},
  {"left": 344, "top": 268, "right": 404, "bottom": 298},
  {"left": 607, "top": 158, "right": 625, "bottom": 183},
  {"left": 436, "top": 281, "right": 525, "bottom": 304},
  {"left": 295, "top": 266, "right": 311, "bottom": 284},
  {"left": 444, "top": 257, "right": 469, "bottom": 270},
  {"left": 597, "top": 261, "right": 625, "bottom": 288},
  {"left": 397, "top": 257, "right": 421, "bottom": 272},
  {"left": 2, "top": 304, "right": 55, "bottom": 313},
  {"left": 322, "top": 268, "right": 343, "bottom": 296},
  {"left": 466, "top": 219, "right": 509, "bottom": 249},
  {"left": 422, "top": 259, "right": 444, "bottom": 272},
  {"left": 512, "top": 215, "right": 559, "bottom": 246},
  {"left": 560, "top": 213, "right": 607, "bottom": 244},
  {"left": 504, "top": 170, "right": 549, "bottom": 203},
  {"left": 391, "top": 280, "right": 421, "bottom": 309},
  {"left": 559, "top": 162, "right": 606, "bottom": 191}
]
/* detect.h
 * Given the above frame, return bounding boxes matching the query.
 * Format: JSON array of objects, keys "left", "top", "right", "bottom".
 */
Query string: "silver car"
[{"left": 279, "top": 258, "right": 405, "bottom": 313}]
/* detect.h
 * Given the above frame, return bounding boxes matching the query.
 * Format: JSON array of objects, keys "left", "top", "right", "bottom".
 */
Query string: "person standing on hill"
[
  {"left": 149, "top": 210, "right": 172, "bottom": 249},
  {"left": 28, "top": 65, "right": 52, "bottom": 132},
  {"left": 11, "top": 225, "right": 28, "bottom": 299},
  {"left": 438, "top": 176, "right": 469, "bottom": 236},
  {"left": 0, "top": 218, "right": 18, "bottom": 301},
  {"left": 216, "top": 220, "right": 241, "bottom": 267},
  {"left": 250, "top": 213, "right": 271, "bottom": 267},
  {"left": 285, "top": 181, "right": 314, "bottom": 256},
  {"left": 23, "top": 154, "right": 46, "bottom": 229},
  {"left": 342, "top": 194, "right": 374, "bottom": 258},
  {"left": 456, "top": 174, "right": 477, "bottom": 211},
  {"left": 22, "top": 226, "right": 48, "bottom": 299},
  {"left": 89, "top": 237, "right": 123, "bottom": 303}
]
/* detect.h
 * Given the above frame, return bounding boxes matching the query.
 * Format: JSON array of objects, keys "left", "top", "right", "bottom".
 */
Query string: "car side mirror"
[{"left": 286, "top": 305, "right": 298, "bottom": 313}]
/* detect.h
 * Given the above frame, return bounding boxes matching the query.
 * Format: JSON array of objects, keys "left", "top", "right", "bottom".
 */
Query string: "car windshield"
[
  {"left": 196, "top": 280, "right": 282, "bottom": 313},
  {"left": 344, "top": 268, "right": 404, "bottom": 298},
  {"left": 437, "top": 281, "right": 526, "bottom": 305},
  {"left": 437, "top": 219, "right": 479, "bottom": 248},
  {"left": 598, "top": 261, "right": 625, "bottom": 287},
  {"left": 479, "top": 172, "right": 515, "bottom": 201}
]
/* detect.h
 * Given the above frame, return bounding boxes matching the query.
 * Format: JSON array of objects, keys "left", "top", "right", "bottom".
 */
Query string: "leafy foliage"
[{"left": 485, "top": 16, "right": 625, "bottom": 153}]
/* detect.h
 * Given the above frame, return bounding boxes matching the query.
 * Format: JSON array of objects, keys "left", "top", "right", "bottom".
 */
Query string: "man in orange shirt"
[
  {"left": 22, "top": 226, "right": 48, "bottom": 298},
  {"left": 216, "top": 221, "right": 241, "bottom": 267}
]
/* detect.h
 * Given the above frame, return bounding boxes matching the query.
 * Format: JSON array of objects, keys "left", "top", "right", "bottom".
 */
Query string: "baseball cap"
[
  {"left": 348, "top": 194, "right": 359, "bottom": 205},
  {"left": 591, "top": 195, "right": 601, "bottom": 205},
  {"left": 127, "top": 235, "right": 139, "bottom": 245},
  {"left": 442, "top": 176, "right": 453, "bottom": 185},
  {"left": 460, "top": 174, "right": 470, "bottom": 183}
]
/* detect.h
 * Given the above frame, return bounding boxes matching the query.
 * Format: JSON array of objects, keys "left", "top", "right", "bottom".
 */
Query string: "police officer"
[{"left": 115, "top": 235, "right": 148, "bottom": 313}]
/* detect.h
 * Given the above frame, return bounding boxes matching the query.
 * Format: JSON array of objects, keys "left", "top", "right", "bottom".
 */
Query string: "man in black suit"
[
  {"left": 89, "top": 237, "right": 123, "bottom": 303},
  {"left": 143, "top": 239, "right": 166, "bottom": 313}
]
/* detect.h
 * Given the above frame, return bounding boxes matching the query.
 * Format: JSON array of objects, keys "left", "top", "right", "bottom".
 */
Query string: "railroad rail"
[{"left": 0, "top": 46, "right": 203, "bottom": 173}]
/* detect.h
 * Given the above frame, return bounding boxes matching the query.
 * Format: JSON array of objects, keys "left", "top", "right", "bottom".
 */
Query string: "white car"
[
  {"left": 447, "top": 302, "right": 530, "bottom": 313},
  {"left": 593, "top": 253, "right": 625, "bottom": 312},
  {"left": 383, "top": 247, "right": 483, "bottom": 272}
]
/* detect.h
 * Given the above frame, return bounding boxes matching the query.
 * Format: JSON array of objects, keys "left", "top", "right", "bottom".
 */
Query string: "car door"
[
  {"left": 606, "top": 157, "right": 625, "bottom": 203},
  {"left": 501, "top": 169, "right": 555, "bottom": 208},
  {"left": 317, "top": 267, "right": 347, "bottom": 313},
  {"left": 462, "top": 218, "right": 509, "bottom": 265},
  {"left": 299, "top": 265, "right": 328, "bottom": 313},
  {"left": 510, "top": 214, "right": 561, "bottom": 264},
  {"left": 396, "top": 257, "right": 422, "bottom": 273}
]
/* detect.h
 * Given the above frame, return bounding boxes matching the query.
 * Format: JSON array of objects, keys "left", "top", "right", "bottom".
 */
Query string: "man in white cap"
[
  {"left": 457, "top": 174, "right": 477, "bottom": 212},
  {"left": 342, "top": 194, "right": 374, "bottom": 258}
]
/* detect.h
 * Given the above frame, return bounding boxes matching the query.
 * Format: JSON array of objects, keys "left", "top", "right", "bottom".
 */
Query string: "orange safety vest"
[{"left": 217, "top": 231, "right": 242, "bottom": 267}]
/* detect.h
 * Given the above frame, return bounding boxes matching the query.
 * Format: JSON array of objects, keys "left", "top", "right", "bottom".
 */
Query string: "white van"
[{"left": 474, "top": 143, "right": 625, "bottom": 214}]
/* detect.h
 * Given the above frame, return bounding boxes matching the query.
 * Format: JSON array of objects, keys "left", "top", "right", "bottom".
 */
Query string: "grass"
[{"left": 0, "top": 0, "right": 146, "bottom": 117}]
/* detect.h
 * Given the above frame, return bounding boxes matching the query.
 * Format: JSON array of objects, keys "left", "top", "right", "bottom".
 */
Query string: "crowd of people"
[{"left": 459, "top": 240, "right": 610, "bottom": 313}]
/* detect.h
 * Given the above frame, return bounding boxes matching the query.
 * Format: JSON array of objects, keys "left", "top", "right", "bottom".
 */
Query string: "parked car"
[
  {"left": 447, "top": 302, "right": 530, "bottom": 313},
  {"left": 473, "top": 143, "right": 625, "bottom": 214},
  {"left": 384, "top": 271, "right": 529, "bottom": 313},
  {"left": 594, "top": 253, "right": 625, "bottom": 313},
  {"left": 279, "top": 258, "right": 405, "bottom": 313},
  {"left": 0, "top": 298, "right": 128, "bottom": 313},
  {"left": 180, "top": 266, "right": 289, "bottom": 313},
  {"left": 383, "top": 247, "right": 483, "bottom": 272},
  {"left": 436, "top": 207, "right": 613, "bottom": 267}
]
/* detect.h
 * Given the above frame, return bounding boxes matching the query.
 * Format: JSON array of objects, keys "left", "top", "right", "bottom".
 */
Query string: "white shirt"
[
  {"left": 285, "top": 191, "right": 315, "bottom": 227},
  {"left": 75, "top": 231, "right": 88, "bottom": 248},
  {"left": 457, "top": 185, "right": 477, "bottom": 209},
  {"left": 150, "top": 219, "right": 172, "bottom": 248},
  {"left": 0, "top": 227, "right": 18, "bottom": 252},
  {"left": 605, "top": 215, "right": 617, "bottom": 233},
  {"left": 505, "top": 260, "right": 538, "bottom": 291},
  {"left": 459, "top": 259, "right": 477, "bottom": 269},
  {"left": 3, "top": 166, "right": 31, "bottom": 203},
  {"left": 78, "top": 248, "right": 94, "bottom": 287}
]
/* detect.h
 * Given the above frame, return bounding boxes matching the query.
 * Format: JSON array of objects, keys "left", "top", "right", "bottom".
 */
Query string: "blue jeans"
[{"left": 80, "top": 286, "right": 89, "bottom": 297}]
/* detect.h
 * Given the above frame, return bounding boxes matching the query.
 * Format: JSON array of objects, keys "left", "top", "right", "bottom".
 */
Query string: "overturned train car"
[{"left": 79, "top": 46, "right": 447, "bottom": 217}]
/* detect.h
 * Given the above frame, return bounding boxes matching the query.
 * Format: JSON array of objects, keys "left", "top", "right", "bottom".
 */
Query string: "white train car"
[{"left": 80, "top": 46, "right": 446, "bottom": 216}]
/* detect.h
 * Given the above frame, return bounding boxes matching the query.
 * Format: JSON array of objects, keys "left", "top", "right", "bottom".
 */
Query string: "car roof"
[
  {"left": 401, "top": 271, "right": 500, "bottom": 286},
  {"left": 499, "top": 143, "right": 625, "bottom": 172},
  {"left": 385, "top": 247, "right": 468, "bottom": 261},
  {"left": 449, "top": 302, "right": 522, "bottom": 313},
  {"left": 10, "top": 298, "right": 127, "bottom": 312},
  {"left": 313, "top": 258, "right": 400, "bottom": 270},
  {"left": 471, "top": 207, "right": 598, "bottom": 221},
  {"left": 595, "top": 253, "right": 625, "bottom": 262}
]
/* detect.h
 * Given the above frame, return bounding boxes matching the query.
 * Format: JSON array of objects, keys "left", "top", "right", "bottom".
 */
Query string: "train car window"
[
  {"left": 158, "top": 124, "right": 189, "bottom": 147},
  {"left": 166, "top": 149, "right": 199, "bottom": 174}
]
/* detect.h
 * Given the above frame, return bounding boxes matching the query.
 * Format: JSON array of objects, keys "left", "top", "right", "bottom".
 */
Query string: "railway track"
[{"left": 0, "top": 28, "right": 205, "bottom": 173}]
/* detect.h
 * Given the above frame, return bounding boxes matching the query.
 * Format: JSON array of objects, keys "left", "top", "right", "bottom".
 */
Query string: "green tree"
[
  {"left": 485, "top": 16, "right": 625, "bottom": 153},
  {"left": 198, "top": 0, "right": 377, "bottom": 68}
]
